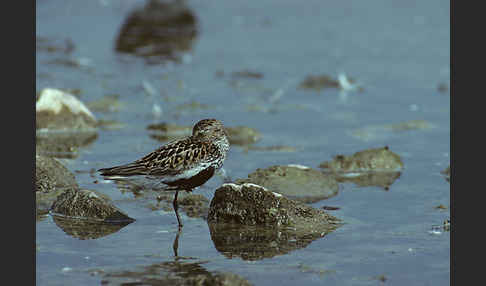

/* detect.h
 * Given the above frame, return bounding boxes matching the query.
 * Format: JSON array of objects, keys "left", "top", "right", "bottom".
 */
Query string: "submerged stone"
[
  {"left": 298, "top": 74, "right": 340, "bottom": 91},
  {"left": 36, "top": 130, "right": 98, "bottom": 159},
  {"left": 86, "top": 94, "right": 124, "bottom": 113},
  {"left": 235, "top": 165, "right": 339, "bottom": 203},
  {"left": 35, "top": 154, "right": 79, "bottom": 215},
  {"left": 319, "top": 147, "right": 403, "bottom": 190},
  {"left": 50, "top": 189, "right": 134, "bottom": 223},
  {"left": 115, "top": 0, "right": 198, "bottom": 64},
  {"left": 147, "top": 122, "right": 261, "bottom": 146},
  {"left": 147, "top": 122, "right": 191, "bottom": 142},
  {"left": 225, "top": 126, "right": 262, "bottom": 146},
  {"left": 350, "top": 120, "right": 434, "bottom": 142},
  {"left": 319, "top": 146, "right": 403, "bottom": 173},
  {"left": 441, "top": 165, "right": 450, "bottom": 182}
]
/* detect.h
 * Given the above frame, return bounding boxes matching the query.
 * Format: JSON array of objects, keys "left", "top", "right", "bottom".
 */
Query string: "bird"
[{"left": 98, "top": 118, "right": 230, "bottom": 230}]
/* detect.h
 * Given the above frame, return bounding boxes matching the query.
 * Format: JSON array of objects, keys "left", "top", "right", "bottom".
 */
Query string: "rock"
[
  {"left": 35, "top": 154, "right": 79, "bottom": 215},
  {"left": 207, "top": 183, "right": 341, "bottom": 260},
  {"left": 86, "top": 94, "right": 124, "bottom": 113},
  {"left": 178, "top": 194, "right": 210, "bottom": 218},
  {"left": 441, "top": 165, "right": 450, "bottom": 182},
  {"left": 235, "top": 165, "right": 339, "bottom": 203},
  {"left": 36, "top": 36, "right": 75, "bottom": 54},
  {"left": 350, "top": 120, "right": 434, "bottom": 142},
  {"left": 231, "top": 70, "right": 264, "bottom": 79},
  {"left": 35, "top": 154, "right": 78, "bottom": 193},
  {"left": 437, "top": 83, "right": 449, "bottom": 94},
  {"left": 36, "top": 88, "right": 99, "bottom": 158},
  {"left": 36, "top": 88, "right": 97, "bottom": 131},
  {"left": 208, "top": 183, "right": 341, "bottom": 228},
  {"left": 298, "top": 74, "right": 340, "bottom": 91},
  {"left": 147, "top": 122, "right": 262, "bottom": 147},
  {"left": 319, "top": 146, "right": 403, "bottom": 173},
  {"left": 52, "top": 216, "right": 133, "bottom": 240},
  {"left": 50, "top": 189, "right": 134, "bottom": 222},
  {"left": 154, "top": 192, "right": 210, "bottom": 219},
  {"left": 319, "top": 147, "right": 403, "bottom": 190},
  {"left": 101, "top": 261, "right": 252, "bottom": 286},
  {"left": 225, "top": 126, "right": 262, "bottom": 146},
  {"left": 147, "top": 122, "right": 191, "bottom": 142},
  {"left": 36, "top": 131, "right": 98, "bottom": 159},
  {"left": 115, "top": 0, "right": 198, "bottom": 64},
  {"left": 245, "top": 145, "right": 297, "bottom": 152}
]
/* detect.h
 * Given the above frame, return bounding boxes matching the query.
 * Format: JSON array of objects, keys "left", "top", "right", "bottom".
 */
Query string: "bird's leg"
[
  {"left": 173, "top": 227, "right": 181, "bottom": 258},
  {"left": 173, "top": 189, "right": 183, "bottom": 230}
]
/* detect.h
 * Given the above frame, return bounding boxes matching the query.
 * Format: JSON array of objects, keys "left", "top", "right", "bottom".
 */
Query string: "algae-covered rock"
[
  {"left": 147, "top": 122, "right": 191, "bottom": 142},
  {"left": 207, "top": 183, "right": 341, "bottom": 260},
  {"left": 50, "top": 189, "right": 134, "bottom": 222},
  {"left": 115, "top": 0, "right": 198, "bottom": 64},
  {"left": 208, "top": 183, "right": 341, "bottom": 228},
  {"left": 236, "top": 165, "right": 339, "bottom": 203},
  {"left": 298, "top": 74, "right": 340, "bottom": 91},
  {"left": 35, "top": 154, "right": 79, "bottom": 215},
  {"left": 319, "top": 146, "right": 403, "bottom": 173},
  {"left": 319, "top": 147, "right": 403, "bottom": 190},
  {"left": 154, "top": 192, "right": 210, "bottom": 219},
  {"left": 35, "top": 154, "right": 78, "bottom": 194},
  {"left": 36, "top": 88, "right": 97, "bottom": 131},
  {"left": 147, "top": 122, "right": 261, "bottom": 146},
  {"left": 225, "top": 126, "right": 262, "bottom": 146}
]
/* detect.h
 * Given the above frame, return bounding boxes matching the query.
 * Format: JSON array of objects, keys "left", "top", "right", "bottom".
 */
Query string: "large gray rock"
[
  {"left": 35, "top": 154, "right": 79, "bottom": 215},
  {"left": 50, "top": 189, "right": 134, "bottom": 222},
  {"left": 208, "top": 183, "right": 341, "bottom": 230},
  {"left": 235, "top": 165, "right": 339, "bottom": 203},
  {"left": 115, "top": 0, "right": 198, "bottom": 64},
  {"left": 207, "top": 183, "right": 341, "bottom": 260}
]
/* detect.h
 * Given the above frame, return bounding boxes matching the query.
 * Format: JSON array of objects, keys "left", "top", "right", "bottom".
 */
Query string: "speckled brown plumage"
[{"left": 98, "top": 118, "right": 230, "bottom": 229}]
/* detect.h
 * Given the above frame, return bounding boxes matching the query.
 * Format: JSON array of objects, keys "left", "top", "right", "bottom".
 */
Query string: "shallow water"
[{"left": 36, "top": 1, "right": 450, "bottom": 285}]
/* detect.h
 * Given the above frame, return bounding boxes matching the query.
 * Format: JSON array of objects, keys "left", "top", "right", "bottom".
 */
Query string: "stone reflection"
[
  {"left": 52, "top": 216, "right": 134, "bottom": 240},
  {"left": 208, "top": 222, "right": 337, "bottom": 261},
  {"left": 115, "top": 0, "right": 198, "bottom": 64},
  {"left": 100, "top": 259, "right": 252, "bottom": 285},
  {"left": 335, "top": 171, "right": 402, "bottom": 191}
]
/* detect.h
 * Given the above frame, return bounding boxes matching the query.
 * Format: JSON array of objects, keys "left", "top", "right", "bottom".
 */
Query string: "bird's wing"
[{"left": 141, "top": 139, "right": 218, "bottom": 177}]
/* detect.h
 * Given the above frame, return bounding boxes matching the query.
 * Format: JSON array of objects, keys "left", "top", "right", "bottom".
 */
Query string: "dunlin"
[{"left": 99, "top": 118, "right": 230, "bottom": 229}]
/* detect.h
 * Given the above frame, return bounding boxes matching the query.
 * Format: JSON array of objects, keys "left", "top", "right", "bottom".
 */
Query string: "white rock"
[{"left": 36, "top": 88, "right": 96, "bottom": 120}]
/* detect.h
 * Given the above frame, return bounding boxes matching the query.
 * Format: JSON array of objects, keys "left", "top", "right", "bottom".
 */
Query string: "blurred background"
[{"left": 36, "top": 0, "right": 450, "bottom": 285}]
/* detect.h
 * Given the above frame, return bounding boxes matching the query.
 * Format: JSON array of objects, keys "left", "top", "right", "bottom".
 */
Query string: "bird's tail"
[{"left": 98, "top": 163, "right": 148, "bottom": 177}]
